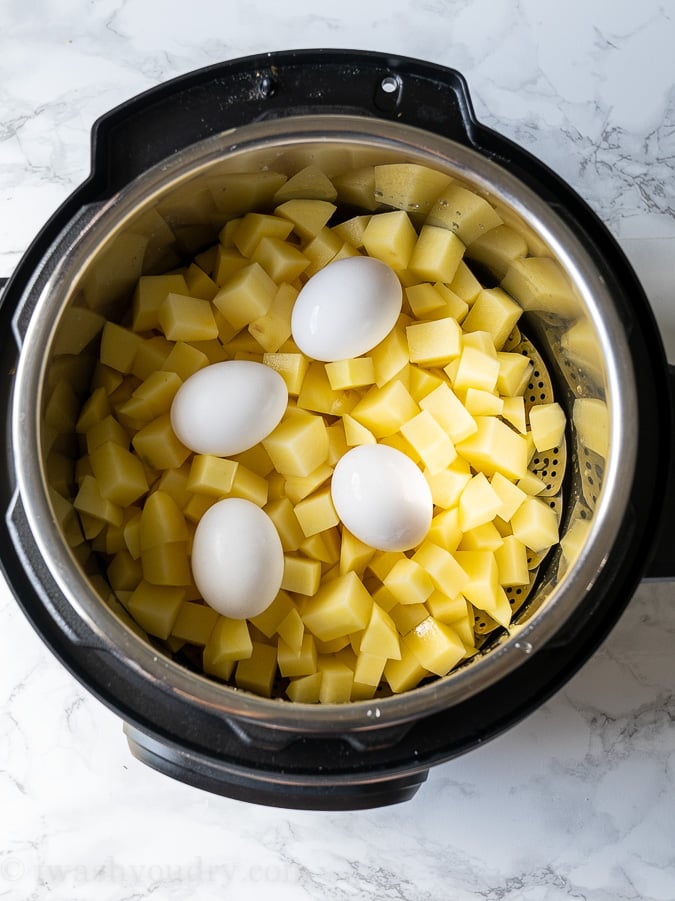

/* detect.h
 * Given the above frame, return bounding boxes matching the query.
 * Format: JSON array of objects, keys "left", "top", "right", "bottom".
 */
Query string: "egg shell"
[
  {"left": 170, "top": 360, "right": 288, "bottom": 456},
  {"left": 291, "top": 256, "right": 403, "bottom": 362},
  {"left": 191, "top": 497, "right": 284, "bottom": 619},
  {"left": 331, "top": 444, "right": 433, "bottom": 552}
]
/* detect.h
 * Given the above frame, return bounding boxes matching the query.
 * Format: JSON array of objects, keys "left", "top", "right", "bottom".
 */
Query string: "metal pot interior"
[{"left": 11, "top": 115, "right": 637, "bottom": 731}]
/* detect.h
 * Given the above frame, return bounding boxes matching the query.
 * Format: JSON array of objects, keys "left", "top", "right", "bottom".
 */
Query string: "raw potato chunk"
[
  {"left": 399, "top": 410, "right": 456, "bottom": 474},
  {"left": 510, "top": 497, "right": 559, "bottom": 552},
  {"left": 406, "top": 318, "right": 462, "bottom": 367},
  {"left": 213, "top": 263, "right": 277, "bottom": 330},
  {"left": 373, "top": 163, "right": 452, "bottom": 216},
  {"left": 132, "top": 274, "right": 189, "bottom": 332},
  {"left": 457, "top": 416, "right": 528, "bottom": 481},
  {"left": 426, "top": 183, "right": 503, "bottom": 244},
  {"left": 232, "top": 212, "right": 294, "bottom": 256},
  {"left": 282, "top": 555, "right": 322, "bottom": 596},
  {"left": 362, "top": 210, "right": 417, "bottom": 270},
  {"left": 461, "top": 288, "right": 522, "bottom": 351},
  {"left": 404, "top": 616, "right": 466, "bottom": 676},
  {"left": 273, "top": 165, "right": 337, "bottom": 203},
  {"left": 409, "top": 225, "right": 465, "bottom": 283},
  {"left": 236, "top": 642, "right": 278, "bottom": 697},
  {"left": 466, "top": 224, "right": 528, "bottom": 280},
  {"left": 89, "top": 441, "right": 149, "bottom": 506},
  {"left": 158, "top": 294, "right": 218, "bottom": 342},
  {"left": 529, "top": 402, "right": 566, "bottom": 451},
  {"left": 350, "top": 380, "right": 419, "bottom": 438},
  {"left": 127, "top": 581, "right": 185, "bottom": 640},
  {"left": 274, "top": 199, "right": 337, "bottom": 239},
  {"left": 302, "top": 572, "right": 373, "bottom": 642},
  {"left": 262, "top": 412, "right": 329, "bottom": 478}
]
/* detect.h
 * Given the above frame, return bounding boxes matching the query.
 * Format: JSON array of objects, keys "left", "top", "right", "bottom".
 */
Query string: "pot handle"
[
  {"left": 644, "top": 363, "right": 675, "bottom": 580},
  {"left": 124, "top": 722, "right": 428, "bottom": 811},
  {"left": 89, "top": 49, "right": 489, "bottom": 195}
]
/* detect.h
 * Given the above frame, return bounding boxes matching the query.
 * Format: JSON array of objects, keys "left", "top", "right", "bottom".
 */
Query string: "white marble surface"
[{"left": 1, "top": 1, "right": 675, "bottom": 898}]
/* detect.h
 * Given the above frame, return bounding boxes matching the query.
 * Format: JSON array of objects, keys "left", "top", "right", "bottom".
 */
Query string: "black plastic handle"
[
  {"left": 644, "top": 364, "right": 675, "bottom": 579},
  {"left": 124, "top": 723, "right": 428, "bottom": 811},
  {"left": 89, "top": 49, "right": 484, "bottom": 195}
]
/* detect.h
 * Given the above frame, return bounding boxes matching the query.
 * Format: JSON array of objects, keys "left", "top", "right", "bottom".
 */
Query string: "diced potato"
[
  {"left": 139, "top": 490, "right": 188, "bottom": 551},
  {"left": 463, "top": 388, "right": 503, "bottom": 416},
  {"left": 171, "top": 601, "right": 219, "bottom": 645},
  {"left": 426, "top": 507, "right": 463, "bottom": 553},
  {"left": 529, "top": 402, "right": 566, "bottom": 452},
  {"left": 409, "top": 225, "right": 465, "bottom": 283},
  {"left": 293, "top": 487, "right": 339, "bottom": 538},
  {"left": 251, "top": 236, "right": 309, "bottom": 283},
  {"left": 494, "top": 535, "right": 530, "bottom": 586},
  {"left": 236, "top": 642, "right": 278, "bottom": 697},
  {"left": 278, "top": 633, "right": 318, "bottom": 678},
  {"left": 412, "top": 541, "right": 469, "bottom": 598},
  {"left": 184, "top": 262, "right": 218, "bottom": 301},
  {"left": 350, "top": 379, "right": 419, "bottom": 438},
  {"left": 213, "top": 245, "right": 249, "bottom": 285},
  {"left": 76, "top": 386, "right": 111, "bottom": 434},
  {"left": 501, "top": 256, "right": 580, "bottom": 318},
  {"left": 302, "top": 571, "right": 373, "bottom": 642},
  {"left": 374, "top": 163, "right": 451, "bottom": 214},
  {"left": 384, "top": 645, "right": 429, "bottom": 693},
  {"left": 453, "top": 345, "right": 500, "bottom": 393},
  {"left": 426, "top": 591, "right": 470, "bottom": 624},
  {"left": 283, "top": 462, "right": 333, "bottom": 504},
  {"left": 456, "top": 416, "right": 529, "bottom": 481},
  {"left": 213, "top": 262, "right": 277, "bottom": 330},
  {"left": 466, "top": 224, "right": 528, "bottom": 280},
  {"left": 132, "top": 274, "right": 189, "bottom": 331},
  {"left": 490, "top": 471, "right": 527, "bottom": 521},
  {"left": 404, "top": 616, "right": 466, "bottom": 676},
  {"left": 99, "top": 322, "right": 143, "bottom": 374},
  {"left": 85, "top": 414, "right": 129, "bottom": 453},
  {"left": 262, "top": 352, "right": 309, "bottom": 396},
  {"left": 74, "top": 474, "right": 123, "bottom": 527},
  {"left": 300, "top": 527, "right": 340, "bottom": 565},
  {"left": 249, "top": 590, "right": 294, "bottom": 638},
  {"left": 510, "top": 497, "right": 559, "bottom": 552},
  {"left": 406, "top": 317, "right": 462, "bottom": 367},
  {"left": 419, "top": 382, "right": 477, "bottom": 444},
  {"left": 423, "top": 457, "right": 472, "bottom": 509},
  {"left": 359, "top": 602, "right": 401, "bottom": 660},
  {"left": 127, "top": 581, "right": 185, "bottom": 640},
  {"left": 362, "top": 210, "right": 417, "bottom": 271},
  {"left": 458, "top": 472, "right": 503, "bottom": 532},
  {"left": 332, "top": 166, "right": 378, "bottom": 210},
  {"left": 425, "top": 183, "right": 503, "bottom": 245},
  {"left": 453, "top": 550, "right": 502, "bottom": 620},
  {"left": 281, "top": 555, "right": 322, "bottom": 596},
  {"left": 141, "top": 541, "right": 191, "bottom": 586},
  {"left": 384, "top": 557, "right": 434, "bottom": 605},
  {"left": 370, "top": 317, "right": 411, "bottom": 386},
  {"left": 228, "top": 463, "right": 268, "bottom": 507},
  {"left": 232, "top": 212, "right": 294, "bottom": 257},
  {"left": 432, "top": 282, "right": 469, "bottom": 322},
  {"left": 286, "top": 671, "right": 323, "bottom": 703},
  {"left": 131, "top": 336, "right": 173, "bottom": 381},
  {"left": 462, "top": 288, "right": 521, "bottom": 351},
  {"left": 405, "top": 283, "right": 447, "bottom": 319},
  {"left": 407, "top": 365, "right": 445, "bottom": 402},
  {"left": 297, "top": 362, "right": 359, "bottom": 416},
  {"left": 274, "top": 199, "right": 337, "bottom": 239},
  {"left": 496, "top": 353, "right": 532, "bottom": 396},
  {"left": 331, "top": 215, "right": 372, "bottom": 248},
  {"left": 262, "top": 411, "right": 329, "bottom": 477},
  {"left": 107, "top": 549, "right": 143, "bottom": 592},
  {"left": 203, "top": 615, "right": 252, "bottom": 663},
  {"left": 572, "top": 397, "right": 609, "bottom": 460},
  {"left": 501, "top": 395, "right": 526, "bottom": 433},
  {"left": 277, "top": 607, "right": 305, "bottom": 654},
  {"left": 517, "top": 471, "right": 547, "bottom": 495},
  {"left": 324, "top": 357, "right": 375, "bottom": 390},
  {"left": 342, "top": 414, "right": 376, "bottom": 446},
  {"left": 317, "top": 657, "right": 354, "bottom": 704},
  {"left": 339, "top": 529, "right": 376, "bottom": 577},
  {"left": 400, "top": 410, "right": 456, "bottom": 474},
  {"left": 186, "top": 454, "right": 238, "bottom": 497},
  {"left": 302, "top": 227, "right": 342, "bottom": 276},
  {"left": 459, "top": 520, "right": 503, "bottom": 552},
  {"left": 353, "top": 652, "right": 387, "bottom": 688},
  {"left": 449, "top": 260, "right": 482, "bottom": 304},
  {"left": 157, "top": 294, "right": 218, "bottom": 342}
]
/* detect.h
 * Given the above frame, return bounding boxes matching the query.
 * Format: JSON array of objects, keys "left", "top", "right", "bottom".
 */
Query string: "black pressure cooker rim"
[{"left": 1, "top": 50, "right": 672, "bottom": 809}]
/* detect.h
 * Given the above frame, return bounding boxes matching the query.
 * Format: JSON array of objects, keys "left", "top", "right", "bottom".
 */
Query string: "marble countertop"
[{"left": 1, "top": 1, "right": 674, "bottom": 898}]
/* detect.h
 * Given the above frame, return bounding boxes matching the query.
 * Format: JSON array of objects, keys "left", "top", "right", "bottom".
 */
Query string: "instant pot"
[{"left": 1, "top": 50, "right": 673, "bottom": 810}]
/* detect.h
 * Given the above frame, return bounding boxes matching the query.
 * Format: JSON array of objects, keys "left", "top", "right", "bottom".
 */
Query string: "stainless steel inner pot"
[{"left": 10, "top": 113, "right": 636, "bottom": 734}]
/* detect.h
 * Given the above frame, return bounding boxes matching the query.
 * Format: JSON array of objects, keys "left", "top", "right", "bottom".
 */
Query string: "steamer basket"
[{"left": 1, "top": 50, "right": 673, "bottom": 809}]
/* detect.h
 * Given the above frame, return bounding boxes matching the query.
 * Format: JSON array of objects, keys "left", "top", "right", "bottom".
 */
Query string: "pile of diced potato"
[{"left": 71, "top": 162, "right": 566, "bottom": 703}]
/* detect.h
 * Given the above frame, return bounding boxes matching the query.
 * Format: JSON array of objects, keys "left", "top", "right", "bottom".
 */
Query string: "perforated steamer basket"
[{"left": 1, "top": 50, "right": 674, "bottom": 809}]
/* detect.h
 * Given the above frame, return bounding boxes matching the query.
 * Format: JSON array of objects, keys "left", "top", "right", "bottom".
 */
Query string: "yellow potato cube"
[
  {"left": 184, "top": 262, "right": 218, "bottom": 301},
  {"left": 362, "top": 210, "right": 417, "bottom": 270},
  {"left": 161, "top": 341, "right": 209, "bottom": 381},
  {"left": 404, "top": 616, "right": 466, "bottom": 676},
  {"left": 85, "top": 415, "right": 128, "bottom": 455},
  {"left": 302, "top": 227, "right": 343, "bottom": 276},
  {"left": 157, "top": 294, "right": 218, "bottom": 342},
  {"left": 529, "top": 402, "right": 566, "bottom": 452},
  {"left": 293, "top": 487, "right": 339, "bottom": 538},
  {"left": 74, "top": 474, "right": 123, "bottom": 527},
  {"left": 384, "top": 557, "right": 434, "bottom": 605},
  {"left": 462, "top": 288, "right": 522, "bottom": 351},
  {"left": 419, "top": 382, "right": 477, "bottom": 444},
  {"left": 453, "top": 550, "right": 502, "bottom": 618},
  {"left": 324, "top": 357, "right": 375, "bottom": 390},
  {"left": 426, "top": 183, "right": 503, "bottom": 245},
  {"left": 171, "top": 601, "right": 219, "bottom": 645},
  {"left": 342, "top": 414, "right": 376, "bottom": 446},
  {"left": 463, "top": 387, "right": 503, "bottom": 416},
  {"left": 425, "top": 591, "right": 470, "bottom": 624},
  {"left": 132, "top": 274, "right": 189, "bottom": 332},
  {"left": 350, "top": 379, "right": 419, "bottom": 438},
  {"left": 213, "top": 245, "right": 248, "bottom": 286},
  {"left": 332, "top": 166, "right": 378, "bottom": 210},
  {"left": 423, "top": 457, "right": 472, "bottom": 509},
  {"left": 405, "top": 283, "right": 447, "bottom": 319},
  {"left": 302, "top": 571, "right": 373, "bottom": 642},
  {"left": 412, "top": 541, "right": 469, "bottom": 598},
  {"left": 283, "top": 462, "right": 333, "bottom": 504},
  {"left": 373, "top": 163, "right": 451, "bottom": 215},
  {"left": 251, "top": 235, "right": 309, "bottom": 283},
  {"left": 510, "top": 497, "right": 559, "bottom": 552},
  {"left": 456, "top": 416, "right": 528, "bottom": 480},
  {"left": 182, "top": 493, "right": 217, "bottom": 524},
  {"left": 273, "top": 165, "right": 337, "bottom": 203},
  {"left": 262, "top": 411, "right": 329, "bottom": 478},
  {"left": 406, "top": 317, "right": 462, "bottom": 367},
  {"left": 232, "top": 212, "right": 294, "bottom": 257},
  {"left": 281, "top": 555, "right": 322, "bottom": 596},
  {"left": 139, "top": 490, "right": 188, "bottom": 551},
  {"left": 228, "top": 463, "right": 268, "bottom": 507},
  {"left": 449, "top": 260, "right": 482, "bottom": 304},
  {"left": 501, "top": 395, "right": 526, "bottom": 433},
  {"left": 370, "top": 316, "right": 411, "bottom": 386},
  {"left": 213, "top": 262, "right": 277, "bottom": 330},
  {"left": 99, "top": 322, "right": 143, "bottom": 374},
  {"left": 131, "top": 370, "right": 182, "bottom": 419},
  {"left": 360, "top": 602, "right": 401, "bottom": 660},
  {"left": 409, "top": 225, "right": 465, "bottom": 283},
  {"left": 142, "top": 541, "right": 191, "bottom": 586},
  {"left": 204, "top": 615, "right": 253, "bottom": 664},
  {"left": 458, "top": 472, "right": 503, "bottom": 532},
  {"left": 236, "top": 642, "right": 278, "bottom": 698},
  {"left": 278, "top": 633, "right": 318, "bottom": 678},
  {"left": 300, "top": 527, "right": 341, "bottom": 565},
  {"left": 131, "top": 336, "right": 173, "bottom": 381},
  {"left": 388, "top": 602, "right": 429, "bottom": 634},
  {"left": 187, "top": 455, "right": 238, "bottom": 497},
  {"left": 339, "top": 528, "right": 376, "bottom": 578},
  {"left": 490, "top": 472, "right": 527, "bottom": 521},
  {"left": 400, "top": 409, "right": 457, "bottom": 474},
  {"left": 353, "top": 651, "right": 387, "bottom": 687},
  {"left": 502, "top": 256, "right": 579, "bottom": 318},
  {"left": 494, "top": 535, "right": 530, "bottom": 586},
  {"left": 432, "top": 282, "right": 470, "bottom": 322},
  {"left": 230, "top": 442, "right": 274, "bottom": 478},
  {"left": 277, "top": 607, "right": 305, "bottom": 654},
  {"left": 572, "top": 397, "right": 609, "bottom": 460},
  {"left": 466, "top": 223, "right": 528, "bottom": 280},
  {"left": 286, "top": 671, "right": 323, "bottom": 703},
  {"left": 76, "top": 386, "right": 111, "bottom": 433},
  {"left": 317, "top": 657, "right": 354, "bottom": 704},
  {"left": 462, "top": 330, "right": 497, "bottom": 356},
  {"left": 427, "top": 507, "right": 463, "bottom": 553},
  {"left": 458, "top": 522, "right": 504, "bottom": 552},
  {"left": 517, "top": 471, "right": 547, "bottom": 495},
  {"left": 248, "top": 282, "right": 297, "bottom": 353},
  {"left": 262, "top": 352, "right": 309, "bottom": 396},
  {"left": 249, "top": 590, "right": 295, "bottom": 638},
  {"left": 384, "top": 646, "right": 429, "bottom": 693},
  {"left": 274, "top": 199, "right": 337, "bottom": 239},
  {"left": 297, "top": 361, "right": 359, "bottom": 416},
  {"left": 407, "top": 365, "right": 445, "bottom": 402},
  {"left": 127, "top": 581, "right": 185, "bottom": 639},
  {"left": 496, "top": 351, "right": 533, "bottom": 397},
  {"left": 331, "top": 216, "right": 371, "bottom": 249},
  {"left": 107, "top": 549, "right": 143, "bottom": 592},
  {"left": 453, "top": 345, "right": 500, "bottom": 393}
]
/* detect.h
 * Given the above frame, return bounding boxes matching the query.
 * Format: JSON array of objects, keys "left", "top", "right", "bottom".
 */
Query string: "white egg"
[
  {"left": 170, "top": 360, "right": 287, "bottom": 456},
  {"left": 191, "top": 498, "right": 284, "bottom": 619},
  {"left": 331, "top": 445, "right": 433, "bottom": 552},
  {"left": 291, "top": 256, "right": 402, "bottom": 362}
]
